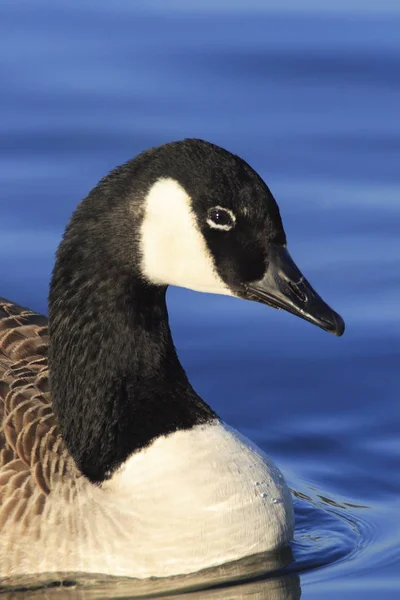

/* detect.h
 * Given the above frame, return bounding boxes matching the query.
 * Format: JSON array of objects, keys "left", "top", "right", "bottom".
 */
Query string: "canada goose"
[{"left": 0, "top": 139, "right": 344, "bottom": 579}]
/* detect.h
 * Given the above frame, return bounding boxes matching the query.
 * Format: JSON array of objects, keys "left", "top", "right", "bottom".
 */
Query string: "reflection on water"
[
  {"left": 1, "top": 551, "right": 300, "bottom": 600},
  {"left": 0, "top": 576, "right": 300, "bottom": 600}
]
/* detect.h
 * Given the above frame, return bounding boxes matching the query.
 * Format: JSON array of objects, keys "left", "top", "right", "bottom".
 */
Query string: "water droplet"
[
  {"left": 271, "top": 498, "right": 283, "bottom": 505},
  {"left": 261, "top": 493, "right": 268, "bottom": 498},
  {"left": 255, "top": 481, "right": 262, "bottom": 486}
]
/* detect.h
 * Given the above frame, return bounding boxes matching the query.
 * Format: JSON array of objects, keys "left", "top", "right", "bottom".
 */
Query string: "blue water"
[{"left": 1, "top": 1, "right": 399, "bottom": 598}]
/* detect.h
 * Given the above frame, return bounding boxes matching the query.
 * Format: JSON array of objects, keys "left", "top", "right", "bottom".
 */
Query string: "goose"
[{"left": 0, "top": 139, "right": 344, "bottom": 579}]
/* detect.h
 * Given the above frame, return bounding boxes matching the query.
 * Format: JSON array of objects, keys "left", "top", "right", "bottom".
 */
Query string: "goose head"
[
  {"left": 139, "top": 139, "right": 344, "bottom": 335},
  {"left": 49, "top": 138, "right": 344, "bottom": 483}
]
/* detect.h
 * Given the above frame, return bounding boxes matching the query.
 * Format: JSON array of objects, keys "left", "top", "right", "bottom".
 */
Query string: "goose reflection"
[{"left": 0, "top": 549, "right": 300, "bottom": 600}]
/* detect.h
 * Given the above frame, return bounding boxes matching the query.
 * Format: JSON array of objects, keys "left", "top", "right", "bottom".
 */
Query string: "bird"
[{"left": 0, "top": 139, "right": 344, "bottom": 579}]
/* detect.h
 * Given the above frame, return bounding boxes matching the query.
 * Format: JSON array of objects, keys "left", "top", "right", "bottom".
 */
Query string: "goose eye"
[{"left": 207, "top": 207, "right": 236, "bottom": 231}]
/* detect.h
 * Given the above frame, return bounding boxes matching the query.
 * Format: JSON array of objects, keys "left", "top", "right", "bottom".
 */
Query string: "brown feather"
[{"left": 0, "top": 297, "right": 81, "bottom": 531}]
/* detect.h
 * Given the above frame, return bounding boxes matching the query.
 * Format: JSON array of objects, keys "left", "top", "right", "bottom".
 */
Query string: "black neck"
[{"left": 49, "top": 259, "right": 216, "bottom": 483}]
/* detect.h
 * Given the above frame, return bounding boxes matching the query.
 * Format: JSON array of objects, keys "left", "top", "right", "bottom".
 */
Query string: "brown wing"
[{"left": 0, "top": 297, "right": 80, "bottom": 529}]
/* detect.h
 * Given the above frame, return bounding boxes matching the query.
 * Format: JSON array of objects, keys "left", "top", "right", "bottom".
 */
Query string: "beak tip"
[{"left": 329, "top": 312, "right": 345, "bottom": 337}]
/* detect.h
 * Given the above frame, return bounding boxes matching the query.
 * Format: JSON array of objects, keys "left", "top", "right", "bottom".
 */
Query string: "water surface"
[{"left": 1, "top": 1, "right": 399, "bottom": 598}]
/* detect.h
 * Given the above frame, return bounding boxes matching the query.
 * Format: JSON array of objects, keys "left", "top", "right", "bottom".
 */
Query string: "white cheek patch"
[{"left": 140, "top": 178, "right": 232, "bottom": 296}]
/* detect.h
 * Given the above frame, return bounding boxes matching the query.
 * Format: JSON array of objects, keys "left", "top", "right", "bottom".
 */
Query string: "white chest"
[
  {"left": 2, "top": 422, "right": 293, "bottom": 579},
  {"left": 99, "top": 422, "right": 294, "bottom": 577}
]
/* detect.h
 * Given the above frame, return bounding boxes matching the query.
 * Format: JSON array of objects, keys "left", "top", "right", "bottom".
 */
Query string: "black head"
[{"left": 138, "top": 139, "right": 344, "bottom": 335}]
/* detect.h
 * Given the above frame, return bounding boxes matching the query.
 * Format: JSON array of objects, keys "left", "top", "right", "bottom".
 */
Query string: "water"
[{"left": 1, "top": 1, "right": 399, "bottom": 598}]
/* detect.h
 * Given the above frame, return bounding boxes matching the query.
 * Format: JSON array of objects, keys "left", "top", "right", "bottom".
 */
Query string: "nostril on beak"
[{"left": 287, "top": 281, "right": 307, "bottom": 304}]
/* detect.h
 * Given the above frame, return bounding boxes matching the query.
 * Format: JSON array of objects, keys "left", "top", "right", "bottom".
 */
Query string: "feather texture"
[{"left": 0, "top": 298, "right": 83, "bottom": 574}]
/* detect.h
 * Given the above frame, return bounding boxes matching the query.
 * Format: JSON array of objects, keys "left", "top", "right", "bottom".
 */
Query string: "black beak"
[{"left": 241, "top": 244, "right": 345, "bottom": 336}]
